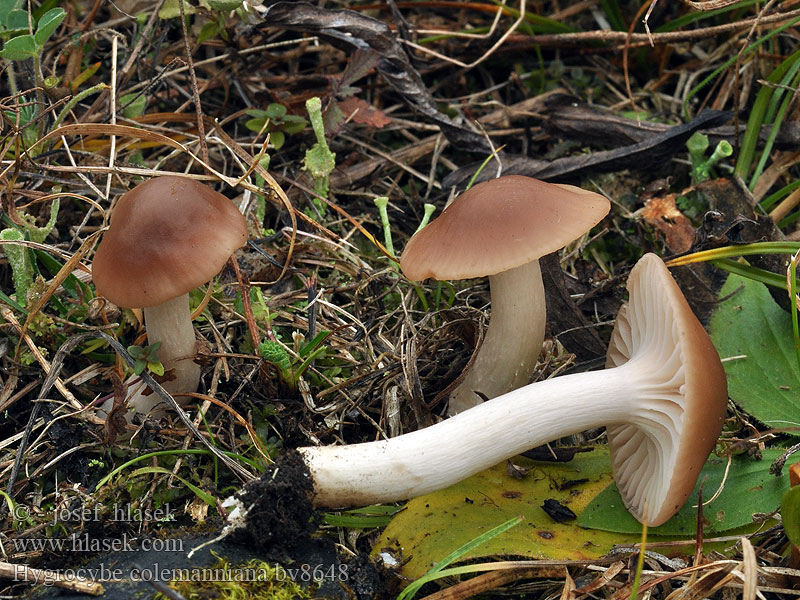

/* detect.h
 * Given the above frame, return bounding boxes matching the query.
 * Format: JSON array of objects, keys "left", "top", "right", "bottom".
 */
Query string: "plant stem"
[
  {"left": 790, "top": 250, "right": 800, "bottom": 373},
  {"left": 414, "top": 204, "right": 436, "bottom": 234},
  {"left": 373, "top": 196, "right": 395, "bottom": 257}
]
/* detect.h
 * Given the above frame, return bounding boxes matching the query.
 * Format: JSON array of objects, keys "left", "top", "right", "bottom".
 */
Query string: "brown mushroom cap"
[
  {"left": 93, "top": 176, "right": 248, "bottom": 308},
  {"left": 400, "top": 175, "right": 610, "bottom": 281},
  {"left": 605, "top": 253, "right": 729, "bottom": 525}
]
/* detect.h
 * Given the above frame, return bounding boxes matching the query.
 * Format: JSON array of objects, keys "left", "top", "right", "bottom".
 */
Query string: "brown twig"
[
  {"left": 0, "top": 562, "right": 104, "bottom": 595},
  {"left": 420, "top": 567, "right": 564, "bottom": 600},
  {"left": 507, "top": 7, "right": 800, "bottom": 49}
]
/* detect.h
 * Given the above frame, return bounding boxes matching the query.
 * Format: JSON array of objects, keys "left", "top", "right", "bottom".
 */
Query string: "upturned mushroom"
[
  {"left": 233, "top": 253, "right": 727, "bottom": 526},
  {"left": 400, "top": 175, "right": 610, "bottom": 415},
  {"left": 93, "top": 176, "right": 248, "bottom": 417}
]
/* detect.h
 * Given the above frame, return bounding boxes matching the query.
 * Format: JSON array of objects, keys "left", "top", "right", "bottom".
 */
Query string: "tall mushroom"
[
  {"left": 234, "top": 253, "right": 726, "bottom": 526},
  {"left": 400, "top": 175, "right": 610, "bottom": 415},
  {"left": 93, "top": 176, "right": 248, "bottom": 417}
]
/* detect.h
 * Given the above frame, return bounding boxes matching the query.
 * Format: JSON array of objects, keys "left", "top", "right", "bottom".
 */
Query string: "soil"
[{"left": 228, "top": 450, "right": 318, "bottom": 556}]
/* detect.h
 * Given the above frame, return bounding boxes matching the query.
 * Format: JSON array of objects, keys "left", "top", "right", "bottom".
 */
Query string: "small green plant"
[
  {"left": 0, "top": 3, "right": 66, "bottom": 64},
  {"left": 0, "top": 198, "right": 59, "bottom": 306},
  {"left": 127, "top": 342, "right": 165, "bottom": 377},
  {"left": 2, "top": 97, "right": 37, "bottom": 147},
  {"left": 244, "top": 103, "right": 308, "bottom": 150},
  {"left": 257, "top": 331, "right": 330, "bottom": 391},
  {"left": 686, "top": 132, "right": 733, "bottom": 184},
  {"left": 303, "top": 96, "right": 336, "bottom": 201},
  {"left": 0, "top": 228, "right": 31, "bottom": 304},
  {"left": 373, "top": 197, "right": 395, "bottom": 257},
  {"left": 373, "top": 197, "right": 435, "bottom": 259}
]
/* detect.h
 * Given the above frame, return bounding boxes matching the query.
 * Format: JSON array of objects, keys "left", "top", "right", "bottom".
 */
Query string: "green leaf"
[
  {"left": 35, "top": 249, "right": 85, "bottom": 301},
  {"left": 206, "top": 0, "right": 243, "bottom": 10},
  {"left": 0, "top": 0, "right": 23, "bottom": 27},
  {"left": 6, "top": 8, "right": 28, "bottom": 30},
  {"left": 265, "top": 103, "right": 287, "bottom": 119},
  {"left": 710, "top": 273, "right": 800, "bottom": 434},
  {"left": 0, "top": 33, "right": 36, "bottom": 60},
  {"left": 244, "top": 108, "right": 268, "bottom": 119},
  {"left": 323, "top": 504, "right": 401, "bottom": 528},
  {"left": 157, "top": 0, "right": 195, "bottom": 19},
  {"left": 133, "top": 358, "right": 146, "bottom": 375},
  {"left": 270, "top": 130, "right": 284, "bottom": 150},
  {"left": 298, "top": 329, "right": 330, "bottom": 358},
  {"left": 244, "top": 117, "right": 267, "bottom": 133},
  {"left": 118, "top": 92, "right": 147, "bottom": 119},
  {"left": 783, "top": 486, "right": 800, "bottom": 546},
  {"left": 258, "top": 340, "right": 291, "bottom": 371},
  {"left": 280, "top": 114, "right": 308, "bottom": 134},
  {"left": 33, "top": 7, "right": 64, "bottom": 48},
  {"left": 147, "top": 360, "right": 165, "bottom": 377},
  {"left": 579, "top": 449, "right": 790, "bottom": 535},
  {"left": 197, "top": 20, "right": 222, "bottom": 44}
]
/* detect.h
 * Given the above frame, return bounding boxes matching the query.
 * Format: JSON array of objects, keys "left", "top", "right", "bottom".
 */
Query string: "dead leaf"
[
  {"left": 103, "top": 371, "right": 129, "bottom": 444},
  {"left": 640, "top": 194, "right": 694, "bottom": 253},
  {"left": 186, "top": 496, "right": 209, "bottom": 523},
  {"left": 337, "top": 97, "right": 391, "bottom": 128}
]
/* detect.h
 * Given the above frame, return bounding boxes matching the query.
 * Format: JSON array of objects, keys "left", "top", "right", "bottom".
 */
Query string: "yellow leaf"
[{"left": 373, "top": 448, "right": 646, "bottom": 579}]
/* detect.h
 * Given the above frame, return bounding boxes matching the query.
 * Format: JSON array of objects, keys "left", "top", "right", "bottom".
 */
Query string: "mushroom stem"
[
  {"left": 448, "top": 260, "right": 545, "bottom": 414},
  {"left": 125, "top": 293, "right": 200, "bottom": 415},
  {"left": 302, "top": 357, "right": 648, "bottom": 508}
]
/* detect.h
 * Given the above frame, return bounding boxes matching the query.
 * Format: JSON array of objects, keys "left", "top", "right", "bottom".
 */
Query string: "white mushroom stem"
[
  {"left": 447, "top": 260, "right": 546, "bottom": 414},
  {"left": 301, "top": 350, "right": 669, "bottom": 510},
  {"left": 123, "top": 293, "right": 201, "bottom": 416}
]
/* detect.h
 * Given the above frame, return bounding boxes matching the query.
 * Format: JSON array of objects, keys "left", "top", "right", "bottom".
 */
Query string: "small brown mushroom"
[
  {"left": 400, "top": 175, "right": 610, "bottom": 414},
  {"left": 92, "top": 176, "right": 248, "bottom": 417}
]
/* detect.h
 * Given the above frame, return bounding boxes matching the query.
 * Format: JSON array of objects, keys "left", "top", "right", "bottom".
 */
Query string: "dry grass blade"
[
  {"left": 740, "top": 537, "right": 758, "bottom": 600},
  {"left": 34, "top": 123, "right": 228, "bottom": 180},
  {"left": 420, "top": 566, "right": 565, "bottom": 600},
  {"left": 181, "top": 393, "right": 272, "bottom": 464},
  {"left": 682, "top": 0, "right": 743, "bottom": 9},
  {"left": 0, "top": 305, "right": 85, "bottom": 413},
  {"left": 21, "top": 229, "right": 104, "bottom": 345}
]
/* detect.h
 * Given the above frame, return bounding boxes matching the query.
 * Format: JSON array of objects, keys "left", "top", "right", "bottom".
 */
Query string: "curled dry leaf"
[
  {"left": 337, "top": 97, "right": 391, "bottom": 128},
  {"left": 640, "top": 193, "right": 695, "bottom": 253}
]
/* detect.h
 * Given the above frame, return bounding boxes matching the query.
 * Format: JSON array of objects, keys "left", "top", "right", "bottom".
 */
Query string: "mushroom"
[
  {"left": 92, "top": 176, "right": 248, "bottom": 417},
  {"left": 400, "top": 175, "right": 610, "bottom": 415},
  {"left": 271, "top": 253, "right": 726, "bottom": 526}
]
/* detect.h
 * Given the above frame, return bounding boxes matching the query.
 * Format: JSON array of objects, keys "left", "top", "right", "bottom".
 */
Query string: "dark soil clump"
[{"left": 229, "top": 450, "right": 319, "bottom": 555}]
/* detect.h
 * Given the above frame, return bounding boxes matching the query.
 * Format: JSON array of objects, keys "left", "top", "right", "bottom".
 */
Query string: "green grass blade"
[
  {"left": 685, "top": 19, "right": 800, "bottom": 119},
  {"left": 710, "top": 258, "right": 800, "bottom": 290},
  {"left": 735, "top": 47, "right": 800, "bottom": 180},
  {"left": 397, "top": 515, "right": 523, "bottom": 600}
]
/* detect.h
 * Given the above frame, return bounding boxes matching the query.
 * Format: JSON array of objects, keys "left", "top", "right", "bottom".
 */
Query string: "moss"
[{"left": 154, "top": 555, "right": 314, "bottom": 600}]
